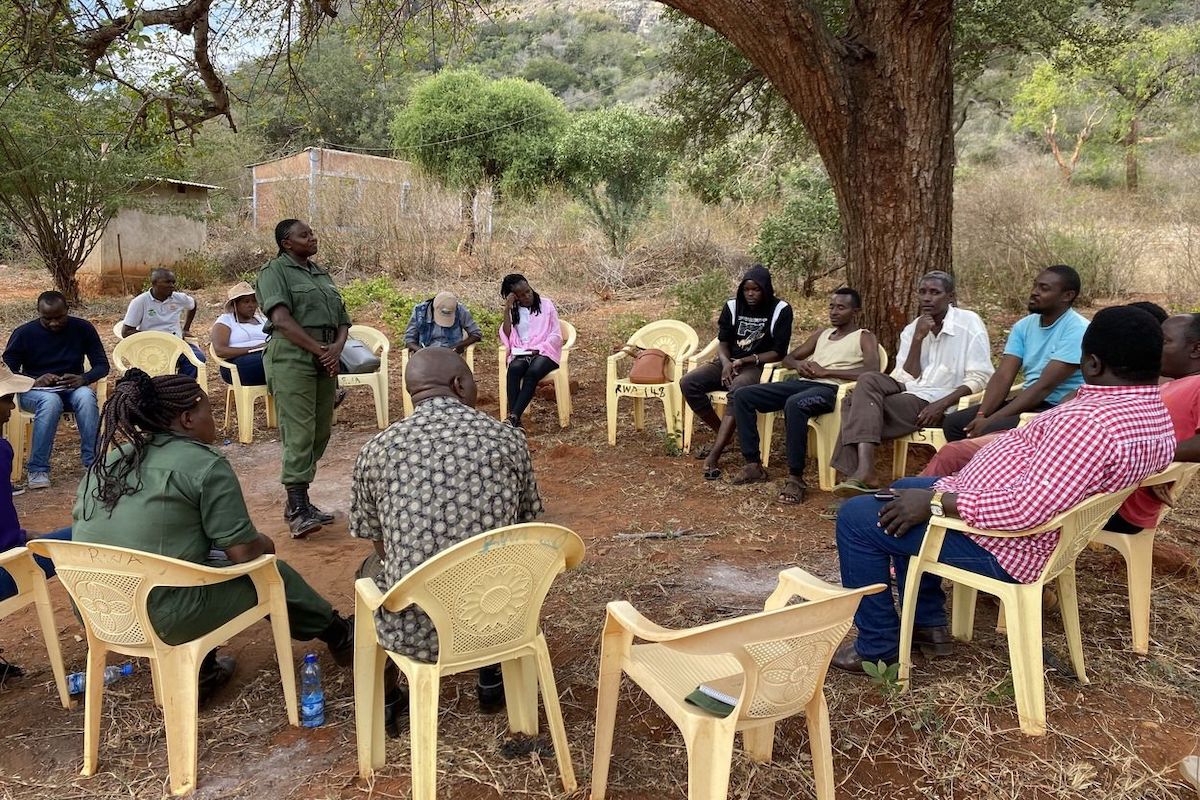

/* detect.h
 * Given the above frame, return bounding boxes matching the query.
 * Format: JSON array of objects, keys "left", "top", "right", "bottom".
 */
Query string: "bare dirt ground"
[{"left": 0, "top": 268, "right": 1198, "bottom": 799}]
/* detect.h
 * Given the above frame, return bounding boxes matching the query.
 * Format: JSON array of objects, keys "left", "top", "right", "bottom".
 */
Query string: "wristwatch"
[{"left": 930, "top": 491, "right": 946, "bottom": 517}]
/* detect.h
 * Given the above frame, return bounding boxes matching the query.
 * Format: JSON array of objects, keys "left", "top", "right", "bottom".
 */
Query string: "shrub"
[
  {"left": 671, "top": 269, "right": 732, "bottom": 333},
  {"left": 750, "top": 165, "right": 843, "bottom": 297},
  {"left": 341, "top": 277, "right": 502, "bottom": 340},
  {"left": 606, "top": 311, "right": 650, "bottom": 344}
]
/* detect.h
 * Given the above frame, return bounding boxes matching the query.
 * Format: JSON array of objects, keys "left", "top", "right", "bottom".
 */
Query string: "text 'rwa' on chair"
[
  {"left": 26, "top": 539, "right": 299, "bottom": 796},
  {"left": 591, "top": 568, "right": 885, "bottom": 800},
  {"left": 0, "top": 546, "right": 70, "bottom": 708},
  {"left": 354, "top": 523, "right": 584, "bottom": 799},
  {"left": 607, "top": 320, "right": 698, "bottom": 447},
  {"left": 897, "top": 485, "right": 1139, "bottom": 736}
]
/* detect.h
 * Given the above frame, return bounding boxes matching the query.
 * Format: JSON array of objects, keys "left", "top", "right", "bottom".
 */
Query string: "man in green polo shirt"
[
  {"left": 73, "top": 369, "right": 353, "bottom": 697},
  {"left": 255, "top": 219, "right": 351, "bottom": 537}
]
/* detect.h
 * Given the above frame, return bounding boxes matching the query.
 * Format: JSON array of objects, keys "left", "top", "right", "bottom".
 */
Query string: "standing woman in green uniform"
[{"left": 256, "top": 219, "right": 351, "bottom": 537}]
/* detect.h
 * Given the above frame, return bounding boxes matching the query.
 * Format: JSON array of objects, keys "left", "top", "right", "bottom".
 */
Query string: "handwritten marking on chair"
[
  {"left": 86, "top": 548, "right": 144, "bottom": 567},
  {"left": 479, "top": 530, "right": 569, "bottom": 554},
  {"left": 614, "top": 384, "right": 669, "bottom": 398}
]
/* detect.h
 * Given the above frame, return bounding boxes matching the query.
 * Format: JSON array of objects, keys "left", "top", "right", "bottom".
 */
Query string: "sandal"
[
  {"left": 831, "top": 478, "right": 878, "bottom": 498},
  {"left": 703, "top": 467, "right": 722, "bottom": 481},
  {"left": 692, "top": 445, "right": 712, "bottom": 460},
  {"left": 730, "top": 465, "right": 769, "bottom": 486},
  {"left": 777, "top": 476, "right": 806, "bottom": 505},
  {"left": 818, "top": 501, "right": 843, "bottom": 521}
]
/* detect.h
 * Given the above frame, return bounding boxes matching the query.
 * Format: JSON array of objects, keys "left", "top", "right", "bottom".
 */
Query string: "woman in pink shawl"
[{"left": 498, "top": 273, "right": 562, "bottom": 428}]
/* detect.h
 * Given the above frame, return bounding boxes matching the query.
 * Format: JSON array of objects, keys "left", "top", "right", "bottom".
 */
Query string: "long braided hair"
[
  {"left": 500, "top": 273, "right": 542, "bottom": 326},
  {"left": 85, "top": 369, "right": 205, "bottom": 515}
]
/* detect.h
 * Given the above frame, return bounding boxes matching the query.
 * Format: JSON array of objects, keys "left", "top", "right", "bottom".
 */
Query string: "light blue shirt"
[{"left": 1003, "top": 309, "right": 1089, "bottom": 404}]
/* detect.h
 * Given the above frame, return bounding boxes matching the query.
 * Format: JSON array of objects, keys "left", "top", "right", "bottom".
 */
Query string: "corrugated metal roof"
[{"left": 142, "top": 176, "right": 222, "bottom": 190}]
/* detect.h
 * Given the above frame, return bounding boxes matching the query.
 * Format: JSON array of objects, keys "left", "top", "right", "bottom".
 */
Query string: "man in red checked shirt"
[{"left": 830, "top": 306, "right": 1176, "bottom": 671}]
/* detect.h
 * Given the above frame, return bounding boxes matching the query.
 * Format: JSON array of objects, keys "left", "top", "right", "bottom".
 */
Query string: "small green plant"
[
  {"left": 660, "top": 429, "right": 683, "bottom": 457},
  {"left": 985, "top": 675, "right": 1016, "bottom": 705},
  {"left": 607, "top": 311, "right": 651, "bottom": 344},
  {"left": 862, "top": 659, "right": 902, "bottom": 698},
  {"left": 671, "top": 269, "right": 729, "bottom": 332}
]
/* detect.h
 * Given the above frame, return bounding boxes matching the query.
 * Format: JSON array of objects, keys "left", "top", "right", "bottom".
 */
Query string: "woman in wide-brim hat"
[
  {"left": 211, "top": 281, "right": 269, "bottom": 386},
  {"left": 0, "top": 364, "right": 72, "bottom": 678}
]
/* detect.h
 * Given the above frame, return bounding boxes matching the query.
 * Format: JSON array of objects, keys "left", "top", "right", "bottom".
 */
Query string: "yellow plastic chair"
[
  {"left": 7, "top": 356, "right": 110, "bottom": 483},
  {"left": 208, "top": 345, "right": 276, "bottom": 444},
  {"left": 0, "top": 546, "right": 70, "bottom": 708},
  {"left": 497, "top": 320, "right": 578, "bottom": 428},
  {"left": 113, "top": 331, "right": 208, "bottom": 390},
  {"left": 758, "top": 345, "right": 889, "bottom": 491},
  {"left": 891, "top": 381, "right": 1024, "bottom": 479},
  {"left": 607, "top": 320, "right": 699, "bottom": 446},
  {"left": 897, "top": 485, "right": 1140, "bottom": 736},
  {"left": 338, "top": 324, "right": 391, "bottom": 430},
  {"left": 354, "top": 522, "right": 584, "bottom": 798},
  {"left": 591, "top": 568, "right": 885, "bottom": 800},
  {"left": 400, "top": 344, "right": 476, "bottom": 418},
  {"left": 26, "top": 540, "right": 299, "bottom": 796},
  {"left": 1093, "top": 462, "right": 1199, "bottom": 654},
  {"left": 680, "top": 338, "right": 776, "bottom": 454}
]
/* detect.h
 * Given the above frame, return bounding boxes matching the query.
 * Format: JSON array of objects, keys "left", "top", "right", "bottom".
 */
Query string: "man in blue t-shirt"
[
  {"left": 1, "top": 291, "right": 110, "bottom": 489},
  {"left": 942, "top": 265, "right": 1089, "bottom": 441}
]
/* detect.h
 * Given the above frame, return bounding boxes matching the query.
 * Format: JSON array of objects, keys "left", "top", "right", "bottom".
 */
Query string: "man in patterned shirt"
[
  {"left": 350, "top": 347, "right": 542, "bottom": 728},
  {"left": 830, "top": 306, "right": 1176, "bottom": 671}
]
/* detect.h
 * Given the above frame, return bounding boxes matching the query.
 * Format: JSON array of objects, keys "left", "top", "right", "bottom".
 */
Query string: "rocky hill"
[{"left": 502, "top": 0, "right": 664, "bottom": 35}]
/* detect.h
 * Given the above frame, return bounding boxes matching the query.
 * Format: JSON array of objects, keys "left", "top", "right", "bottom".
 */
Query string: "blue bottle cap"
[
  {"left": 304, "top": 652, "right": 318, "bottom": 663},
  {"left": 121, "top": 662, "right": 135, "bottom": 676}
]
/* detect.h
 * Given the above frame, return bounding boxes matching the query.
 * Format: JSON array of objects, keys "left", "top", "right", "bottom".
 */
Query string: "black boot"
[
  {"left": 477, "top": 664, "right": 505, "bottom": 714},
  {"left": 306, "top": 499, "right": 335, "bottom": 525},
  {"left": 285, "top": 484, "right": 322, "bottom": 538},
  {"left": 317, "top": 611, "right": 354, "bottom": 668}
]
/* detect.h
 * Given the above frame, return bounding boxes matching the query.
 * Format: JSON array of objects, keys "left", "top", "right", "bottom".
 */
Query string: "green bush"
[
  {"left": 750, "top": 165, "right": 843, "bottom": 296},
  {"left": 671, "top": 269, "right": 731, "bottom": 333},
  {"left": 169, "top": 251, "right": 225, "bottom": 291},
  {"left": 341, "top": 278, "right": 502, "bottom": 341},
  {"left": 606, "top": 311, "right": 651, "bottom": 344}
]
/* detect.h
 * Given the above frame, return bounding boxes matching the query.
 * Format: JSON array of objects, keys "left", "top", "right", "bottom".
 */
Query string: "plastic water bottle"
[
  {"left": 67, "top": 661, "right": 135, "bottom": 695},
  {"left": 300, "top": 653, "right": 325, "bottom": 727}
]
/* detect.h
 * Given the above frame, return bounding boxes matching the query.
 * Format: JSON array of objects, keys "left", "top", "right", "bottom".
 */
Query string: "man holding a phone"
[{"left": 2, "top": 291, "right": 110, "bottom": 489}]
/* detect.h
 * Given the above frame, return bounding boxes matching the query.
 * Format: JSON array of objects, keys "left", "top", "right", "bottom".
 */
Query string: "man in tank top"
[{"left": 711, "top": 288, "right": 880, "bottom": 503}]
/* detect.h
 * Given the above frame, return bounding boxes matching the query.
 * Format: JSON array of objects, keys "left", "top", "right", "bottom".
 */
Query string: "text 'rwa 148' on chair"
[
  {"left": 0, "top": 546, "right": 70, "bottom": 708},
  {"left": 606, "top": 320, "right": 698, "bottom": 447},
  {"left": 338, "top": 324, "right": 391, "bottom": 430},
  {"left": 1093, "top": 462, "right": 1199, "bottom": 654},
  {"left": 401, "top": 344, "right": 476, "bottom": 418},
  {"left": 113, "top": 331, "right": 208, "bottom": 390},
  {"left": 896, "top": 485, "right": 1139, "bottom": 736},
  {"left": 209, "top": 345, "right": 276, "bottom": 444},
  {"left": 591, "top": 568, "right": 885, "bottom": 800},
  {"left": 497, "top": 320, "right": 577, "bottom": 428},
  {"left": 26, "top": 539, "right": 299, "bottom": 797},
  {"left": 354, "top": 522, "right": 584, "bottom": 799}
]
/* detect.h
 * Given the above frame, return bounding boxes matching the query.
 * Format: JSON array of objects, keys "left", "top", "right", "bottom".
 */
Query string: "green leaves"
[{"left": 862, "top": 659, "right": 903, "bottom": 698}]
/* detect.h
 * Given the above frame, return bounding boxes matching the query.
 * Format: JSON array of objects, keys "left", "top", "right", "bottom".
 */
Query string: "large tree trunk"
[
  {"left": 660, "top": 0, "right": 955, "bottom": 352},
  {"left": 1123, "top": 116, "right": 1139, "bottom": 193},
  {"left": 49, "top": 257, "right": 83, "bottom": 307},
  {"left": 458, "top": 186, "right": 477, "bottom": 255}
]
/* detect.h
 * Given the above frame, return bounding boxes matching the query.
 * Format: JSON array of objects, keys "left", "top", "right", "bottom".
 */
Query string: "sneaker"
[
  {"left": 26, "top": 472, "right": 50, "bottom": 490},
  {"left": 10, "top": 483, "right": 25, "bottom": 497}
]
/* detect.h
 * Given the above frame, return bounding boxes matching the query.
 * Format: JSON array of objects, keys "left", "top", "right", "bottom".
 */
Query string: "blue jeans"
[
  {"left": 836, "top": 476, "right": 1017, "bottom": 660},
  {"left": 731, "top": 379, "right": 837, "bottom": 474},
  {"left": 177, "top": 342, "right": 208, "bottom": 380},
  {"left": 218, "top": 353, "right": 266, "bottom": 386},
  {"left": 18, "top": 387, "right": 100, "bottom": 473},
  {"left": 0, "top": 527, "right": 72, "bottom": 600}
]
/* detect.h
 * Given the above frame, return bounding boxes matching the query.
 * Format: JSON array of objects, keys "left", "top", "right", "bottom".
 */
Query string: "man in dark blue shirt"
[{"left": 2, "top": 291, "right": 109, "bottom": 489}]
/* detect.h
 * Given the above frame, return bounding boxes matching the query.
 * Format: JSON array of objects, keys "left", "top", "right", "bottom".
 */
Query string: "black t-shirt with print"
[{"left": 717, "top": 300, "right": 793, "bottom": 359}]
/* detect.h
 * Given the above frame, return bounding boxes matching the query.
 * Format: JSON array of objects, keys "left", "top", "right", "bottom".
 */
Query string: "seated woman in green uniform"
[{"left": 72, "top": 368, "right": 353, "bottom": 699}]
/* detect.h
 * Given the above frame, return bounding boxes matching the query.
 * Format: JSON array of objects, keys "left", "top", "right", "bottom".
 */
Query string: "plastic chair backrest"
[
  {"left": 25, "top": 540, "right": 207, "bottom": 650},
  {"left": 1146, "top": 462, "right": 1199, "bottom": 526},
  {"left": 113, "top": 331, "right": 190, "bottom": 377},
  {"left": 560, "top": 320, "right": 577, "bottom": 351},
  {"left": 659, "top": 587, "right": 874, "bottom": 721},
  {"left": 378, "top": 523, "right": 584, "bottom": 665},
  {"left": 349, "top": 324, "right": 390, "bottom": 358},
  {"left": 1039, "top": 486, "right": 1140, "bottom": 582},
  {"left": 627, "top": 321, "right": 698, "bottom": 369},
  {"left": 112, "top": 321, "right": 125, "bottom": 340}
]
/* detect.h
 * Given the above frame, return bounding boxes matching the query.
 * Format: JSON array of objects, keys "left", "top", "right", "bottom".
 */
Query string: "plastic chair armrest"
[
  {"left": 0, "top": 545, "right": 31, "bottom": 568},
  {"left": 928, "top": 516, "right": 1058, "bottom": 539},
  {"left": 185, "top": 553, "right": 278, "bottom": 579},
  {"left": 605, "top": 600, "right": 686, "bottom": 642},
  {"left": 355, "top": 576, "right": 388, "bottom": 612},
  {"left": 764, "top": 567, "right": 847, "bottom": 610}
]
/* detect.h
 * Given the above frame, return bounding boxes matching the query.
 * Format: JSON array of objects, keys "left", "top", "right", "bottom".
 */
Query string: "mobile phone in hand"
[{"left": 874, "top": 490, "right": 896, "bottom": 501}]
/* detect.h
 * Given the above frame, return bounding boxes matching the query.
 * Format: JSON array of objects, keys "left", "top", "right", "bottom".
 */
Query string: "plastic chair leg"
[
  {"left": 607, "top": 390, "right": 619, "bottom": 446},
  {"left": 807, "top": 693, "right": 836, "bottom": 800},
  {"left": 682, "top": 405, "right": 695, "bottom": 453},
  {"left": 951, "top": 584, "right": 979, "bottom": 642},
  {"left": 236, "top": 392, "right": 255, "bottom": 444},
  {"left": 892, "top": 439, "right": 909, "bottom": 480},
  {"left": 501, "top": 654, "right": 539, "bottom": 735},
  {"left": 590, "top": 632, "right": 626, "bottom": 800},
  {"left": 633, "top": 397, "right": 645, "bottom": 431},
  {"left": 30, "top": 572, "right": 69, "bottom": 708},
  {"left": 1056, "top": 569, "right": 1089, "bottom": 685},
  {"left": 553, "top": 371, "right": 570, "bottom": 428},
  {"left": 1002, "top": 588, "right": 1047, "bottom": 736},
  {"left": 369, "top": 381, "right": 386, "bottom": 430},
  {"left": 354, "top": 633, "right": 387, "bottom": 778},
  {"left": 1104, "top": 531, "right": 1154, "bottom": 654},
  {"left": 407, "top": 665, "right": 442, "bottom": 800},
  {"left": 268, "top": 591, "right": 299, "bottom": 725},
  {"left": 81, "top": 644, "right": 108, "bottom": 777},
  {"left": 685, "top": 721, "right": 736, "bottom": 800},
  {"left": 760, "top": 413, "right": 775, "bottom": 467},
  {"left": 149, "top": 655, "right": 164, "bottom": 707},
  {"left": 534, "top": 637, "right": 577, "bottom": 792},
  {"left": 159, "top": 649, "right": 202, "bottom": 796},
  {"left": 265, "top": 394, "right": 278, "bottom": 429},
  {"left": 742, "top": 722, "right": 775, "bottom": 762},
  {"left": 897, "top": 561, "right": 924, "bottom": 688},
  {"left": 223, "top": 388, "right": 234, "bottom": 437}
]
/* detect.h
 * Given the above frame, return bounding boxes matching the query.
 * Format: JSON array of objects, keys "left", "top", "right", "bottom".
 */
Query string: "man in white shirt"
[
  {"left": 121, "top": 268, "right": 206, "bottom": 379},
  {"left": 830, "top": 271, "right": 994, "bottom": 495}
]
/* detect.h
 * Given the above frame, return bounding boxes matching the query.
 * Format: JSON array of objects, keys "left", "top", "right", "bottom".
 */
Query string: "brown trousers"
[{"left": 830, "top": 372, "right": 927, "bottom": 476}]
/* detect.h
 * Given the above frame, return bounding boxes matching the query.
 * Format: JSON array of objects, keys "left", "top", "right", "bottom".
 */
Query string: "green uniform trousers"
[
  {"left": 265, "top": 336, "right": 336, "bottom": 485},
  {"left": 148, "top": 559, "right": 334, "bottom": 646}
]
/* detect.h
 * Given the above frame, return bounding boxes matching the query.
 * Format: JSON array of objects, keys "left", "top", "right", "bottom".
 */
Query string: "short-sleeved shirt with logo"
[
  {"left": 255, "top": 253, "right": 351, "bottom": 334},
  {"left": 349, "top": 396, "right": 543, "bottom": 661}
]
